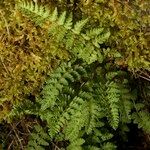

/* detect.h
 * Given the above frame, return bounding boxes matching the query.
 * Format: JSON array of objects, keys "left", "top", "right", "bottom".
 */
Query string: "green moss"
[{"left": 0, "top": 1, "right": 69, "bottom": 120}]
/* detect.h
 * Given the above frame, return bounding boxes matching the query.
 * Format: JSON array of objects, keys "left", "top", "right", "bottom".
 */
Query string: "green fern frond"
[
  {"left": 17, "top": 1, "right": 110, "bottom": 64},
  {"left": 85, "top": 100, "right": 104, "bottom": 134},
  {"left": 48, "top": 96, "right": 87, "bottom": 139},
  {"left": 8, "top": 99, "right": 38, "bottom": 121},
  {"left": 102, "top": 142, "right": 117, "bottom": 150},
  {"left": 132, "top": 107, "right": 150, "bottom": 133},
  {"left": 72, "top": 18, "right": 89, "bottom": 34},
  {"left": 67, "top": 138, "right": 85, "bottom": 150},
  {"left": 18, "top": 1, "right": 50, "bottom": 25},
  {"left": 49, "top": 7, "right": 58, "bottom": 21},
  {"left": 27, "top": 125, "right": 50, "bottom": 150},
  {"left": 106, "top": 81, "right": 120, "bottom": 129},
  {"left": 38, "top": 62, "right": 87, "bottom": 111},
  {"left": 82, "top": 28, "right": 104, "bottom": 40},
  {"left": 64, "top": 13, "right": 73, "bottom": 29}
]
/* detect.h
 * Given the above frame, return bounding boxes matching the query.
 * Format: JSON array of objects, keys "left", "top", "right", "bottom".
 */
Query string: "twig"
[
  {"left": 7, "top": 140, "right": 13, "bottom": 150},
  {"left": 139, "top": 75, "right": 150, "bottom": 82},
  {"left": 10, "top": 124, "right": 24, "bottom": 150},
  {"left": 52, "top": 142, "right": 61, "bottom": 150}
]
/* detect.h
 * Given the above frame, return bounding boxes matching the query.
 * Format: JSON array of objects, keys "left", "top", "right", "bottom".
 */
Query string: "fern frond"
[
  {"left": 17, "top": 1, "right": 110, "bottom": 64},
  {"left": 64, "top": 13, "right": 73, "bottom": 29},
  {"left": 38, "top": 62, "right": 87, "bottom": 111},
  {"left": 67, "top": 138, "right": 85, "bottom": 150},
  {"left": 48, "top": 96, "right": 87, "bottom": 139},
  {"left": 82, "top": 28, "right": 104, "bottom": 40},
  {"left": 72, "top": 18, "right": 89, "bottom": 34},
  {"left": 132, "top": 107, "right": 150, "bottom": 133},
  {"left": 106, "top": 81, "right": 120, "bottom": 129},
  {"left": 27, "top": 125, "right": 50, "bottom": 150},
  {"left": 57, "top": 11, "right": 67, "bottom": 25},
  {"left": 8, "top": 99, "right": 38, "bottom": 121},
  {"left": 49, "top": 7, "right": 58, "bottom": 21},
  {"left": 18, "top": 1, "right": 50, "bottom": 25},
  {"left": 85, "top": 100, "right": 104, "bottom": 134}
]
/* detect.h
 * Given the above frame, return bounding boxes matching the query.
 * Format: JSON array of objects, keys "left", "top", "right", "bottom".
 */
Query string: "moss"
[{"left": 0, "top": 1, "right": 69, "bottom": 120}]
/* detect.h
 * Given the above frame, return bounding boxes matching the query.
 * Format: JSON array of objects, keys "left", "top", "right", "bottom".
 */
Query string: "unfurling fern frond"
[{"left": 17, "top": 1, "right": 110, "bottom": 64}]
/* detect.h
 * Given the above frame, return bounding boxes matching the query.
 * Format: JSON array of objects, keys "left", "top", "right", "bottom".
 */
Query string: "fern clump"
[
  {"left": 11, "top": 61, "right": 142, "bottom": 149},
  {"left": 1, "top": 0, "right": 150, "bottom": 149},
  {"left": 8, "top": 61, "right": 150, "bottom": 149}
]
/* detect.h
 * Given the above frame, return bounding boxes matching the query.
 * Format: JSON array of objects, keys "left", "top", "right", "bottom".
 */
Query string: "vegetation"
[{"left": 0, "top": 0, "right": 150, "bottom": 149}]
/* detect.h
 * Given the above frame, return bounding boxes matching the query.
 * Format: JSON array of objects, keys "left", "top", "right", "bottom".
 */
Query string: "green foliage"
[
  {"left": 132, "top": 103, "right": 150, "bottom": 133},
  {"left": 38, "top": 61, "right": 87, "bottom": 111},
  {"left": 27, "top": 125, "right": 50, "bottom": 150},
  {"left": 17, "top": 1, "right": 110, "bottom": 64},
  {"left": 11, "top": 61, "right": 147, "bottom": 149},
  {"left": 0, "top": 0, "right": 150, "bottom": 149},
  {"left": 80, "top": 0, "right": 150, "bottom": 72}
]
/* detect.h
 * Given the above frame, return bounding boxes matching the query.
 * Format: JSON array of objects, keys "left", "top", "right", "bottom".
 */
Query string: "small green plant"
[{"left": 27, "top": 125, "right": 50, "bottom": 150}]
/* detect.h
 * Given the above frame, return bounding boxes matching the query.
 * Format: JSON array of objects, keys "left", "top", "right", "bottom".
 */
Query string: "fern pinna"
[{"left": 17, "top": 1, "right": 110, "bottom": 64}]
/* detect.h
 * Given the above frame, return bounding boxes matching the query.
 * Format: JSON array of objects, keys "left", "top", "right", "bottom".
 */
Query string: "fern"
[
  {"left": 67, "top": 138, "right": 85, "bottom": 150},
  {"left": 38, "top": 62, "right": 87, "bottom": 111},
  {"left": 8, "top": 61, "right": 145, "bottom": 149},
  {"left": 132, "top": 103, "right": 150, "bottom": 133},
  {"left": 105, "top": 81, "right": 120, "bottom": 129},
  {"left": 27, "top": 125, "right": 50, "bottom": 150},
  {"left": 17, "top": 1, "right": 110, "bottom": 64},
  {"left": 36, "top": 62, "right": 129, "bottom": 149},
  {"left": 7, "top": 99, "right": 38, "bottom": 121},
  {"left": 1, "top": 0, "right": 150, "bottom": 149}
]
